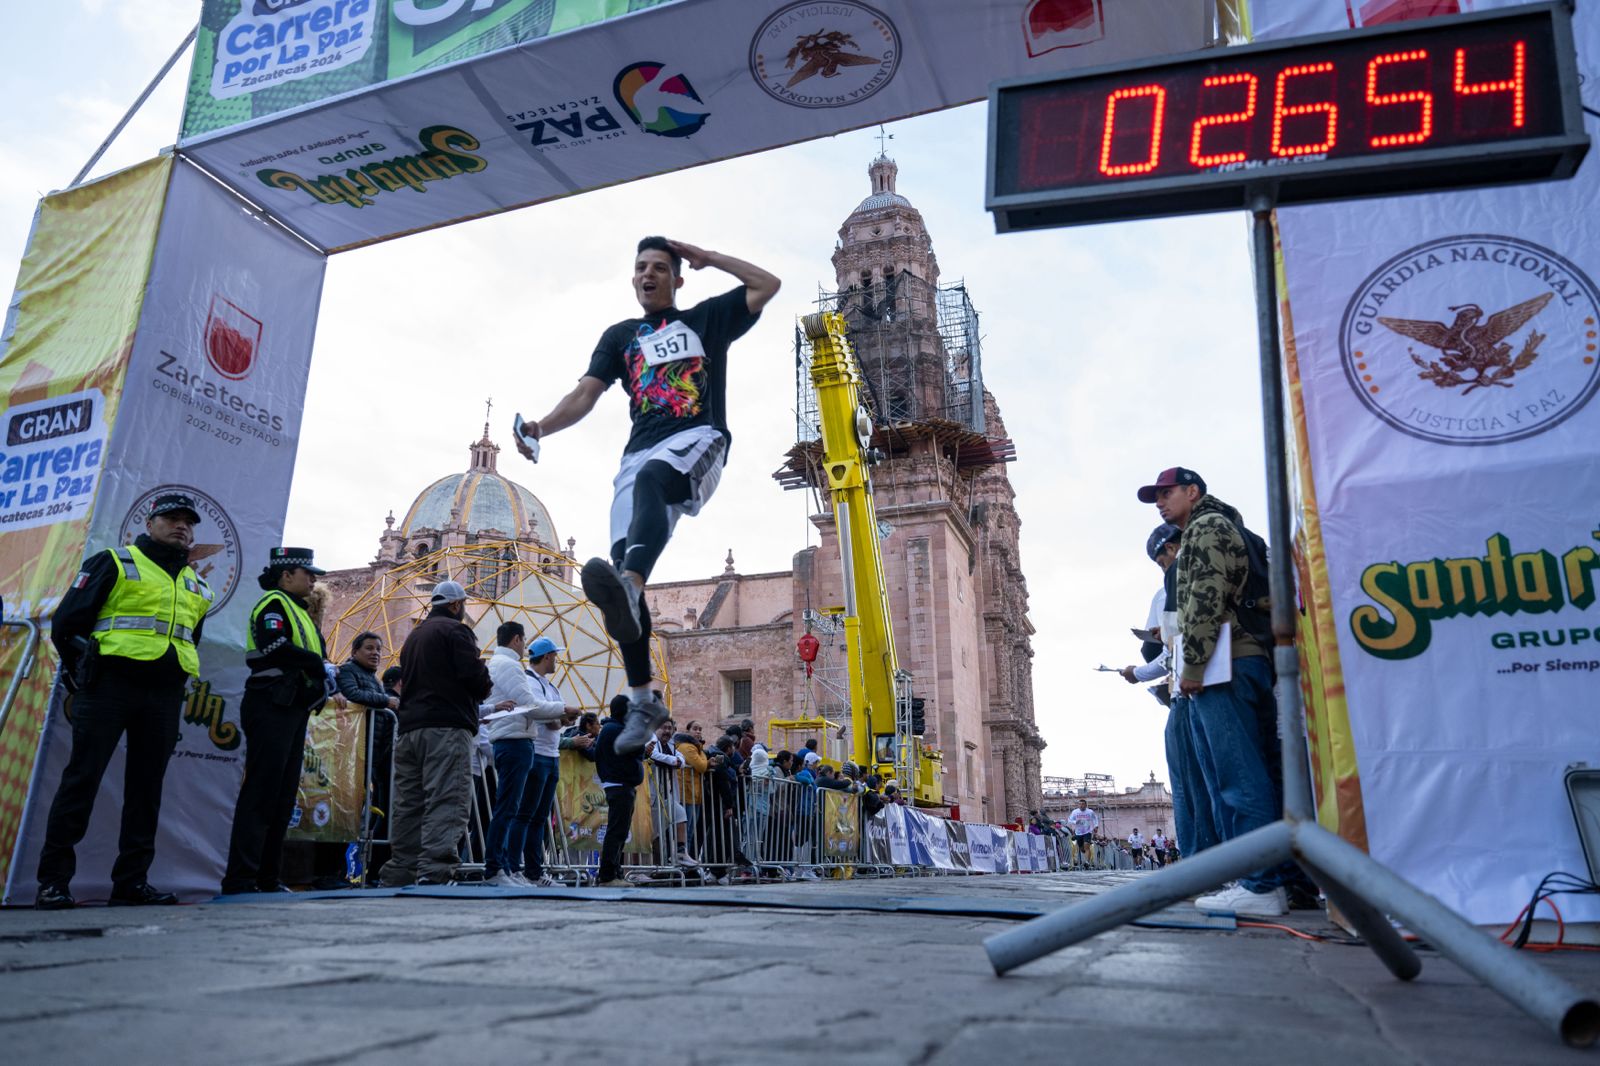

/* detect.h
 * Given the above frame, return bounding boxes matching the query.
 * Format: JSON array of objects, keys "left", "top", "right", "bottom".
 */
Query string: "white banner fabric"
[
  {"left": 180, "top": 0, "right": 1215, "bottom": 252},
  {"left": 10, "top": 162, "right": 327, "bottom": 903},
  {"left": 1261, "top": 0, "right": 1600, "bottom": 923},
  {"left": 967, "top": 823, "right": 997, "bottom": 873},
  {"left": 922, "top": 812, "right": 955, "bottom": 871},
  {"left": 884, "top": 803, "right": 911, "bottom": 866}
]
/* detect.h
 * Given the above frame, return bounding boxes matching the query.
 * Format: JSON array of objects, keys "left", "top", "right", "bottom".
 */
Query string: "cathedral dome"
[
  {"left": 848, "top": 153, "right": 913, "bottom": 215},
  {"left": 398, "top": 423, "right": 558, "bottom": 546},
  {"left": 853, "top": 189, "right": 912, "bottom": 212}
]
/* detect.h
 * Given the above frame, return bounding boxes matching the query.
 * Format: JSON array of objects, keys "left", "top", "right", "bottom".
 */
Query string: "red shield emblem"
[
  {"left": 204, "top": 296, "right": 262, "bottom": 381},
  {"left": 1023, "top": 0, "right": 1104, "bottom": 58}
]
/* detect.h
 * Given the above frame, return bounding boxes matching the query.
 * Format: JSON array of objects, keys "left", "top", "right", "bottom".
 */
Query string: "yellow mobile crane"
[{"left": 800, "top": 311, "right": 943, "bottom": 806}]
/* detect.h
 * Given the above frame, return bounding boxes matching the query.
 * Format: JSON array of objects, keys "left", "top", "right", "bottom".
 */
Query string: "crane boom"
[{"left": 801, "top": 311, "right": 940, "bottom": 802}]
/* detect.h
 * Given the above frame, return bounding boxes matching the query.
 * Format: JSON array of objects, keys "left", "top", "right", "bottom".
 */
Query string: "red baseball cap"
[{"left": 1136, "top": 467, "right": 1206, "bottom": 504}]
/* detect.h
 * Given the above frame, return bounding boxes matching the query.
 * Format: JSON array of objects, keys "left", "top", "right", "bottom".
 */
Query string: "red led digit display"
[
  {"left": 1190, "top": 74, "right": 1258, "bottom": 167},
  {"left": 989, "top": 3, "right": 1587, "bottom": 230}
]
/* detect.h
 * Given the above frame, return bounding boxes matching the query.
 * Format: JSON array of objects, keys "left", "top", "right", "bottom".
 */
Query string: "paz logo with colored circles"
[{"left": 612, "top": 62, "right": 711, "bottom": 138}]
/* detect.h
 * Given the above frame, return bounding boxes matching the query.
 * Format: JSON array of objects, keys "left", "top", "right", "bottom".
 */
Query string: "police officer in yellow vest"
[
  {"left": 36, "top": 492, "right": 213, "bottom": 909},
  {"left": 221, "top": 547, "right": 345, "bottom": 894}
]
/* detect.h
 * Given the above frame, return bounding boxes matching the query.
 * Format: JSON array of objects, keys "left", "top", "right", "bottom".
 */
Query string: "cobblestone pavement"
[{"left": 1, "top": 871, "right": 1595, "bottom": 1064}]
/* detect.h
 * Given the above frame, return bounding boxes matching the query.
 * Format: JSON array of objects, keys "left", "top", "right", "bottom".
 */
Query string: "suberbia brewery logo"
[
  {"left": 120, "top": 485, "right": 242, "bottom": 611},
  {"left": 1340, "top": 235, "right": 1600, "bottom": 445}
]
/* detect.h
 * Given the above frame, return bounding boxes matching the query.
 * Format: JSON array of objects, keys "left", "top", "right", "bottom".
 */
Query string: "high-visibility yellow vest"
[
  {"left": 91, "top": 544, "right": 212, "bottom": 677},
  {"left": 244, "top": 590, "right": 324, "bottom": 677}
]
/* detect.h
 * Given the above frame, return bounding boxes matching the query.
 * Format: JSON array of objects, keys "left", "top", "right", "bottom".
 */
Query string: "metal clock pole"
[{"left": 982, "top": 187, "right": 1600, "bottom": 1049}]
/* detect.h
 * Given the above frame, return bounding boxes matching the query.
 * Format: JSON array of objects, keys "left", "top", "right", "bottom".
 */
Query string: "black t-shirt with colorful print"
[{"left": 584, "top": 286, "right": 758, "bottom": 456}]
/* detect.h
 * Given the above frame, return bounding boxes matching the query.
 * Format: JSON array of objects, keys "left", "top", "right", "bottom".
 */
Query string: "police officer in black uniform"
[
  {"left": 221, "top": 547, "right": 343, "bottom": 894},
  {"left": 36, "top": 492, "right": 213, "bottom": 909}
]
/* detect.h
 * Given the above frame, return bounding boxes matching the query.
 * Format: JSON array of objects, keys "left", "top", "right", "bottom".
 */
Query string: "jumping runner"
[{"left": 515, "top": 236, "right": 780, "bottom": 754}]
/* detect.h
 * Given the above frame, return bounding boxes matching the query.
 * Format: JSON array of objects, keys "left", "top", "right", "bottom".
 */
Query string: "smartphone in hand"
[{"left": 512, "top": 413, "right": 541, "bottom": 463}]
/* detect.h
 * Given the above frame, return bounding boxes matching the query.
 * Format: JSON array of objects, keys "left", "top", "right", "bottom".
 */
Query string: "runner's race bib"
[{"left": 639, "top": 320, "right": 706, "bottom": 367}]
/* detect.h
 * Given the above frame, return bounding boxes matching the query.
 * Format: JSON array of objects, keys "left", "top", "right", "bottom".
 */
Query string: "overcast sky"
[{"left": 2, "top": 1, "right": 1273, "bottom": 792}]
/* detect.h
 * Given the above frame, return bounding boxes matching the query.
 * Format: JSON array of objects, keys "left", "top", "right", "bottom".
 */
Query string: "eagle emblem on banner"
[
  {"left": 785, "top": 31, "right": 880, "bottom": 86},
  {"left": 1379, "top": 292, "right": 1553, "bottom": 394}
]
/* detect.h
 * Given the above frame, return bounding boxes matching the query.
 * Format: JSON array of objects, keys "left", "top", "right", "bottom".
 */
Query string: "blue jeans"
[
  {"left": 1165, "top": 697, "right": 1219, "bottom": 861},
  {"left": 519, "top": 754, "right": 560, "bottom": 878},
  {"left": 1186, "top": 654, "right": 1285, "bottom": 893},
  {"left": 486, "top": 739, "right": 533, "bottom": 876}
]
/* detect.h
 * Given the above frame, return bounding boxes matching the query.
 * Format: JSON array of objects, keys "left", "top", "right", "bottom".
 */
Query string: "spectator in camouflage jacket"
[
  {"left": 1138, "top": 466, "right": 1290, "bottom": 917},
  {"left": 1172, "top": 494, "right": 1267, "bottom": 686}
]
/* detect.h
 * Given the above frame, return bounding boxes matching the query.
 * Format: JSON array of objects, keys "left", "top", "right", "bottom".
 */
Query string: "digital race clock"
[{"left": 987, "top": 2, "right": 1589, "bottom": 231}]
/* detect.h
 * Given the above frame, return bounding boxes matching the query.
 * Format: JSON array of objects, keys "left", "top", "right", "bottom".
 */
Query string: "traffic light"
[{"left": 910, "top": 697, "right": 926, "bottom": 736}]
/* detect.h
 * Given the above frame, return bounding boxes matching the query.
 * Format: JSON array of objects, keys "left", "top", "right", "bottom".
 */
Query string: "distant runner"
[
  {"left": 515, "top": 236, "right": 780, "bottom": 753},
  {"left": 1066, "top": 798, "right": 1100, "bottom": 868}
]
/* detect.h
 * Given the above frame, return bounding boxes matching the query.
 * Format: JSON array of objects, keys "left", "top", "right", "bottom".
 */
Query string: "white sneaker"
[
  {"left": 506, "top": 872, "right": 533, "bottom": 887},
  {"left": 676, "top": 848, "right": 700, "bottom": 867},
  {"left": 535, "top": 875, "right": 556, "bottom": 888},
  {"left": 483, "top": 871, "right": 519, "bottom": 887},
  {"left": 1194, "top": 883, "right": 1288, "bottom": 917}
]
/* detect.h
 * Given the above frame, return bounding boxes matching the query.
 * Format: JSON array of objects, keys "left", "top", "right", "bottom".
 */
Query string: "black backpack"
[{"left": 1226, "top": 517, "right": 1274, "bottom": 648}]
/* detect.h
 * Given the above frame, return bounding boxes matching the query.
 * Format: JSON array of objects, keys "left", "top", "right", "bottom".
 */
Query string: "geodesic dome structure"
[{"left": 329, "top": 540, "right": 667, "bottom": 712}]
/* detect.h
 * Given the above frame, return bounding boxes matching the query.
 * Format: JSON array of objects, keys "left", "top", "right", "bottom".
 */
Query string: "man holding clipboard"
[
  {"left": 1137, "top": 466, "right": 1292, "bottom": 917},
  {"left": 512, "top": 237, "right": 780, "bottom": 757}
]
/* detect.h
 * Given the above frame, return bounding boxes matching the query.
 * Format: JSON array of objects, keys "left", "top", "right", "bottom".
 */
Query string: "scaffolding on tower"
[{"left": 775, "top": 273, "right": 1015, "bottom": 500}]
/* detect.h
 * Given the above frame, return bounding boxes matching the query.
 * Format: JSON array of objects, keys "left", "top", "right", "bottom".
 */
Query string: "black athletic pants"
[
  {"left": 597, "top": 784, "right": 636, "bottom": 883},
  {"left": 36, "top": 677, "right": 184, "bottom": 891},
  {"left": 222, "top": 692, "right": 312, "bottom": 891},
  {"left": 612, "top": 460, "right": 688, "bottom": 690}
]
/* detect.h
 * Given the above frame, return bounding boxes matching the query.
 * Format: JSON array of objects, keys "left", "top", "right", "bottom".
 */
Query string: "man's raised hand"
[{"left": 666, "top": 239, "right": 712, "bottom": 270}]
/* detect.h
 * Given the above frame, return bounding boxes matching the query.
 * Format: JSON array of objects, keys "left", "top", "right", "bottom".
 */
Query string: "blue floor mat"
[{"left": 206, "top": 882, "right": 1236, "bottom": 930}]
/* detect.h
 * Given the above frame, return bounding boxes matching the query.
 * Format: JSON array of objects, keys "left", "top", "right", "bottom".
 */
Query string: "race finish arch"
[{"left": 0, "top": 0, "right": 1220, "bottom": 903}]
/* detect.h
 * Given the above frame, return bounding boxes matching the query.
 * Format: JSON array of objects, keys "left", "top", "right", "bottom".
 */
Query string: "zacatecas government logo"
[
  {"left": 749, "top": 2, "right": 899, "bottom": 109},
  {"left": 204, "top": 295, "right": 262, "bottom": 381},
  {"left": 613, "top": 62, "right": 712, "bottom": 138},
  {"left": 1339, "top": 235, "right": 1600, "bottom": 446},
  {"left": 120, "top": 485, "right": 242, "bottom": 611},
  {"left": 1022, "top": 0, "right": 1105, "bottom": 58}
]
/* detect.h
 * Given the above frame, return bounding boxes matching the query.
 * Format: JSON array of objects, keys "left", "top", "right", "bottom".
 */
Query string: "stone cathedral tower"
[{"left": 781, "top": 152, "right": 1046, "bottom": 822}]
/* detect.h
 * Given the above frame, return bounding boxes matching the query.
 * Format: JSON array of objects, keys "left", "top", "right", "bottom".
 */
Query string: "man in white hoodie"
[{"left": 482, "top": 623, "right": 575, "bottom": 886}]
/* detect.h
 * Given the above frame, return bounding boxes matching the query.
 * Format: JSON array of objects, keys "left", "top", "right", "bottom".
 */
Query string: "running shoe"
[
  {"left": 483, "top": 871, "right": 520, "bottom": 887},
  {"left": 535, "top": 875, "right": 557, "bottom": 888},
  {"left": 581, "top": 558, "right": 642, "bottom": 644},
  {"left": 616, "top": 692, "right": 669, "bottom": 755}
]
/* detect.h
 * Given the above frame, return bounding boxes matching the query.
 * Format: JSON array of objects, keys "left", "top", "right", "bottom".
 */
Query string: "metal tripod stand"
[{"left": 983, "top": 191, "right": 1600, "bottom": 1049}]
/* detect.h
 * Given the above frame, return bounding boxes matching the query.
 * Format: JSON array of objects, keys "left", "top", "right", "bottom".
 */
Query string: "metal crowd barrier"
[
  {"left": 0, "top": 618, "right": 41, "bottom": 742},
  {"left": 420, "top": 733, "right": 1149, "bottom": 887}
]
